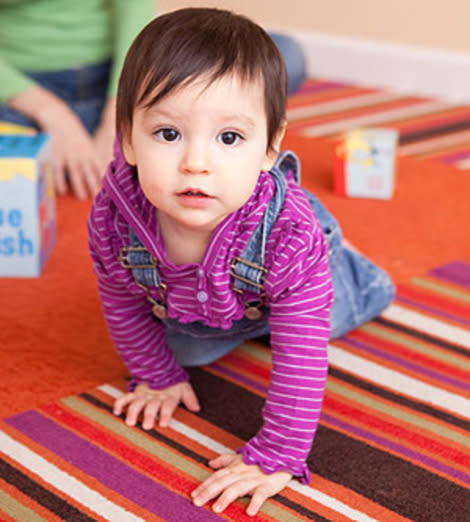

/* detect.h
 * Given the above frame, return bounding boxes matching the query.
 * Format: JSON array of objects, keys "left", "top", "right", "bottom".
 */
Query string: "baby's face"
[{"left": 123, "top": 73, "right": 279, "bottom": 237}]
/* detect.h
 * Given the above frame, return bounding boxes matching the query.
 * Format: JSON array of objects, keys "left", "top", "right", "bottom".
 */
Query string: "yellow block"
[
  {"left": 0, "top": 159, "right": 35, "bottom": 182},
  {"left": 0, "top": 122, "right": 36, "bottom": 135}
]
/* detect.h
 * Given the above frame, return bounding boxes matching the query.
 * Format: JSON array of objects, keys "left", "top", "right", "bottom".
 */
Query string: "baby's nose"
[{"left": 180, "top": 141, "right": 210, "bottom": 174}]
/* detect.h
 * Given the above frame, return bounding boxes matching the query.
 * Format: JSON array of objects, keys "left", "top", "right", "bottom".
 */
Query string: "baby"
[{"left": 88, "top": 7, "right": 395, "bottom": 516}]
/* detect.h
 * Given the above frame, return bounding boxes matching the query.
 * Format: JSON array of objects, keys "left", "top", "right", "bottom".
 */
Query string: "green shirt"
[{"left": 0, "top": 0, "right": 155, "bottom": 103}]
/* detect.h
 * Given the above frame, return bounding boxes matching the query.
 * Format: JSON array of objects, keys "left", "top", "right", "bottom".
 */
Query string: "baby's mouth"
[{"left": 177, "top": 188, "right": 213, "bottom": 198}]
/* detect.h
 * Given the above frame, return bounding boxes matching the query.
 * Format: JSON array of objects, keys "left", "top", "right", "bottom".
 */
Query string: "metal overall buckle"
[
  {"left": 230, "top": 257, "right": 267, "bottom": 320},
  {"left": 118, "top": 246, "right": 158, "bottom": 269},
  {"left": 118, "top": 247, "right": 168, "bottom": 319},
  {"left": 135, "top": 281, "right": 168, "bottom": 319}
]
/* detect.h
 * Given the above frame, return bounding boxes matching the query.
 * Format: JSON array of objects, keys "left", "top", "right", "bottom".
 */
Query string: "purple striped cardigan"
[{"left": 88, "top": 145, "right": 333, "bottom": 482}]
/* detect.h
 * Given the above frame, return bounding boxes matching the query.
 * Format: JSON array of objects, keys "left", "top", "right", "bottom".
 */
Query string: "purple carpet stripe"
[
  {"left": 441, "top": 149, "right": 470, "bottom": 164},
  {"left": 341, "top": 337, "right": 470, "bottom": 391},
  {"left": 431, "top": 262, "right": 470, "bottom": 289},
  {"left": 395, "top": 295, "right": 470, "bottom": 327},
  {"left": 210, "top": 363, "right": 268, "bottom": 394},
  {"left": 320, "top": 412, "right": 470, "bottom": 485},
  {"left": 5, "top": 411, "right": 222, "bottom": 522},
  {"left": 297, "top": 80, "right": 352, "bottom": 95}
]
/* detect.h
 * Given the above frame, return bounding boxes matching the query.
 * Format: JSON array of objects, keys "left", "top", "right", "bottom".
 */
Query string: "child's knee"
[{"left": 329, "top": 248, "right": 395, "bottom": 338}]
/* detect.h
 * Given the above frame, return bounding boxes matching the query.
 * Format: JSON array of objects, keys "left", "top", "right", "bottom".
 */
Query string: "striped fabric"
[
  {"left": 287, "top": 80, "right": 470, "bottom": 170},
  {"left": 1, "top": 260, "right": 469, "bottom": 521}
]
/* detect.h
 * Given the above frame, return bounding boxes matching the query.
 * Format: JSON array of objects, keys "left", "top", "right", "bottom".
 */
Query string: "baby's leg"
[
  {"left": 301, "top": 188, "right": 395, "bottom": 337},
  {"left": 329, "top": 245, "right": 395, "bottom": 338},
  {"left": 166, "top": 317, "right": 270, "bottom": 366}
]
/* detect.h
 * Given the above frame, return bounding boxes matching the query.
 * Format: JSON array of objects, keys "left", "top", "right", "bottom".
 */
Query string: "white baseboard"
[{"left": 276, "top": 29, "right": 470, "bottom": 103}]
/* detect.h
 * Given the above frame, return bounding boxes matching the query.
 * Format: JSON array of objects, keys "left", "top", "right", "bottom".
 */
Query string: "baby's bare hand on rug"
[
  {"left": 191, "top": 453, "right": 292, "bottom": 516},
  {"left": 113, "top": 382, "right": 200, "bottom": 430}
]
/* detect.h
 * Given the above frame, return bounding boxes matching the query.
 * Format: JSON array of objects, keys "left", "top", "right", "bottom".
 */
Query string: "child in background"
[{"left": 88, "top": 8, "right": 395, "bottom": 516}]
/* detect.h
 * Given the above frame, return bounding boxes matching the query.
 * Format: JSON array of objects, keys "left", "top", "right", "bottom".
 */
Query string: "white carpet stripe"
[
  {"left": 328, "top": 344, "right": 470, "bottom": 418},
  {"left": 100, "top": 384, "right": 377, "bottom": 522},
  {"left": 382, "top": 303, "right": 470, "bottom": 350},
  {"left": 398, "top": 129, "right": 470, "bottom": 156},
  {"left": 302, "top": 101, "right": 454, "bottom": 136},
  {"left": 287, "top": 481, "right": 377, "bottom": 522},
  {"left": 287, "top": 91, "right": 404, "bottom": 121},
  {"left": 0, "top": 432, "right": 144, "bottom": 522}
]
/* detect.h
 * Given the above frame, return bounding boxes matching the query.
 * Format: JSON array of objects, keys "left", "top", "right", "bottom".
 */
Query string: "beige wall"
[{"left": 158, "top": 0, "right": 470, "bottom": 54}]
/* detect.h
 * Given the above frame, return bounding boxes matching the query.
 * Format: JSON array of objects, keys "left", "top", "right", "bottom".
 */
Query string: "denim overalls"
[{"left": 119, "top": 151, "right": 395, "bottom": 367}]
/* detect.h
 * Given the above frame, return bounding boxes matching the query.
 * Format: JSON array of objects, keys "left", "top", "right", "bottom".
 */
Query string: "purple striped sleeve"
[{"left": 237, "top": 207, "right": 333, "bottom": 483}]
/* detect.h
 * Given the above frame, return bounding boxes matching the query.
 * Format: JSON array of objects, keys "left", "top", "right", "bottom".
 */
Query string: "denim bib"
[{"left": 118, "top": 151, "right": 318, "bottom": 320}]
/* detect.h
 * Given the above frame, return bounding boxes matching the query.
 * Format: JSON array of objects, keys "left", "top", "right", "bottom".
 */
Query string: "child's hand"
[
  {"left": 113, "top": 381, "right": 200, "bottom": 430},
  {"left": 191, "top": 453, "right": 292, "bottom": 517}
]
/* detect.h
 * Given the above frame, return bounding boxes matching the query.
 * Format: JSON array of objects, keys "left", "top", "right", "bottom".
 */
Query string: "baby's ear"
[
  {"left": 262, "top": 121, "right": 287, "bottom": 171},
  {"left": 122, "top": 131, "right": 137, "bottom": 166}
]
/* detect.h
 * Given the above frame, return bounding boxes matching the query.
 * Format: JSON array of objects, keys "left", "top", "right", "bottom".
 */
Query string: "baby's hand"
[
  {"left": 191, "top": 453, "right": 292, "bottom": 517},
  {"left": 113, "top": 381, "right": 200, "bottom": 430}
]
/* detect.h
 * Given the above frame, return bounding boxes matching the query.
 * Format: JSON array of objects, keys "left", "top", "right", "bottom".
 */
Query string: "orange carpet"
[{"left": 0, "top": 131, "right": 469, "bottom": 419}]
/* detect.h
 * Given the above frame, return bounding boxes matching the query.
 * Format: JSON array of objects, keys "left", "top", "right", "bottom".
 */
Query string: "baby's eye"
[
  {"left": 155, "top": 128, "right": 180, "bottom": 142},
  {"left": 218, "top": 131, "right": 243, "bottom": 146}
]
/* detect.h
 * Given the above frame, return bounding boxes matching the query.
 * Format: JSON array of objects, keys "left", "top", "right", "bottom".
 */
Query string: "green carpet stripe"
[{"left": 410, "top": 277, "right": 470, "bottom": 304}]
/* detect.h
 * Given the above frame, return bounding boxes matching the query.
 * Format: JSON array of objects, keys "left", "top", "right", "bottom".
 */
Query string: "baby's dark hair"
[{"left": 116, "top": 7, "right": 287, "bottom": 150}]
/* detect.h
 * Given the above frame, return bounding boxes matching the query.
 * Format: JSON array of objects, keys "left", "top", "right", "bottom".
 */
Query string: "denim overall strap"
[
  {"left": 230, "top": 151, "right": 299, "bottom": 295},
  {"left": 274, "top": 150, "right": 301, "bottom": 184},
  {"left": 118, "top": 227, "right": 168, "bottom": 317},
  {"left": 119, "top": 229, "right": 163, "bottom": 287}
]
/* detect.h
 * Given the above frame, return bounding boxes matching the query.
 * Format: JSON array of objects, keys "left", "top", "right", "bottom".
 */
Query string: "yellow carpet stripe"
[
  {"left": 302, "top": 101, "right": 453, "bottom": 137},
  {"left": 382, "top": 304, "right": 470, "bottom": 349},
  {"left": 409, "top": 277, "right": 470, "bottom": 304},
  {"left": 0, "top": 489, "right": 48, "bottom": 522},
  {"left": 287, "top": 91, "right": 405, "bottom": 120}
]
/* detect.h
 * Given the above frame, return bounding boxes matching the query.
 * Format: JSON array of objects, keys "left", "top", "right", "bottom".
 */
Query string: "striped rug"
[
  {"left": 287, "top": 80, "right": 470, "bottom": 170},
  {"left": 1, "top": 261, "right": 469, "bottom": 521}
]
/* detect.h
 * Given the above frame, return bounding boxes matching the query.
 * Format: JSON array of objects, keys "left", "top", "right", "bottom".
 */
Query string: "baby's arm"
[
  {"left": 192, "top": 220, "right": 333, "bottom": 515},
  {"left": 94, "top": 265, "right": 195, "bottom": 427},
  {"left": 239, "top": 220, "right": 333, "bottom": 483},
  {"left": 88, "top": 200, "right": 192, "bottom": 427}
]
